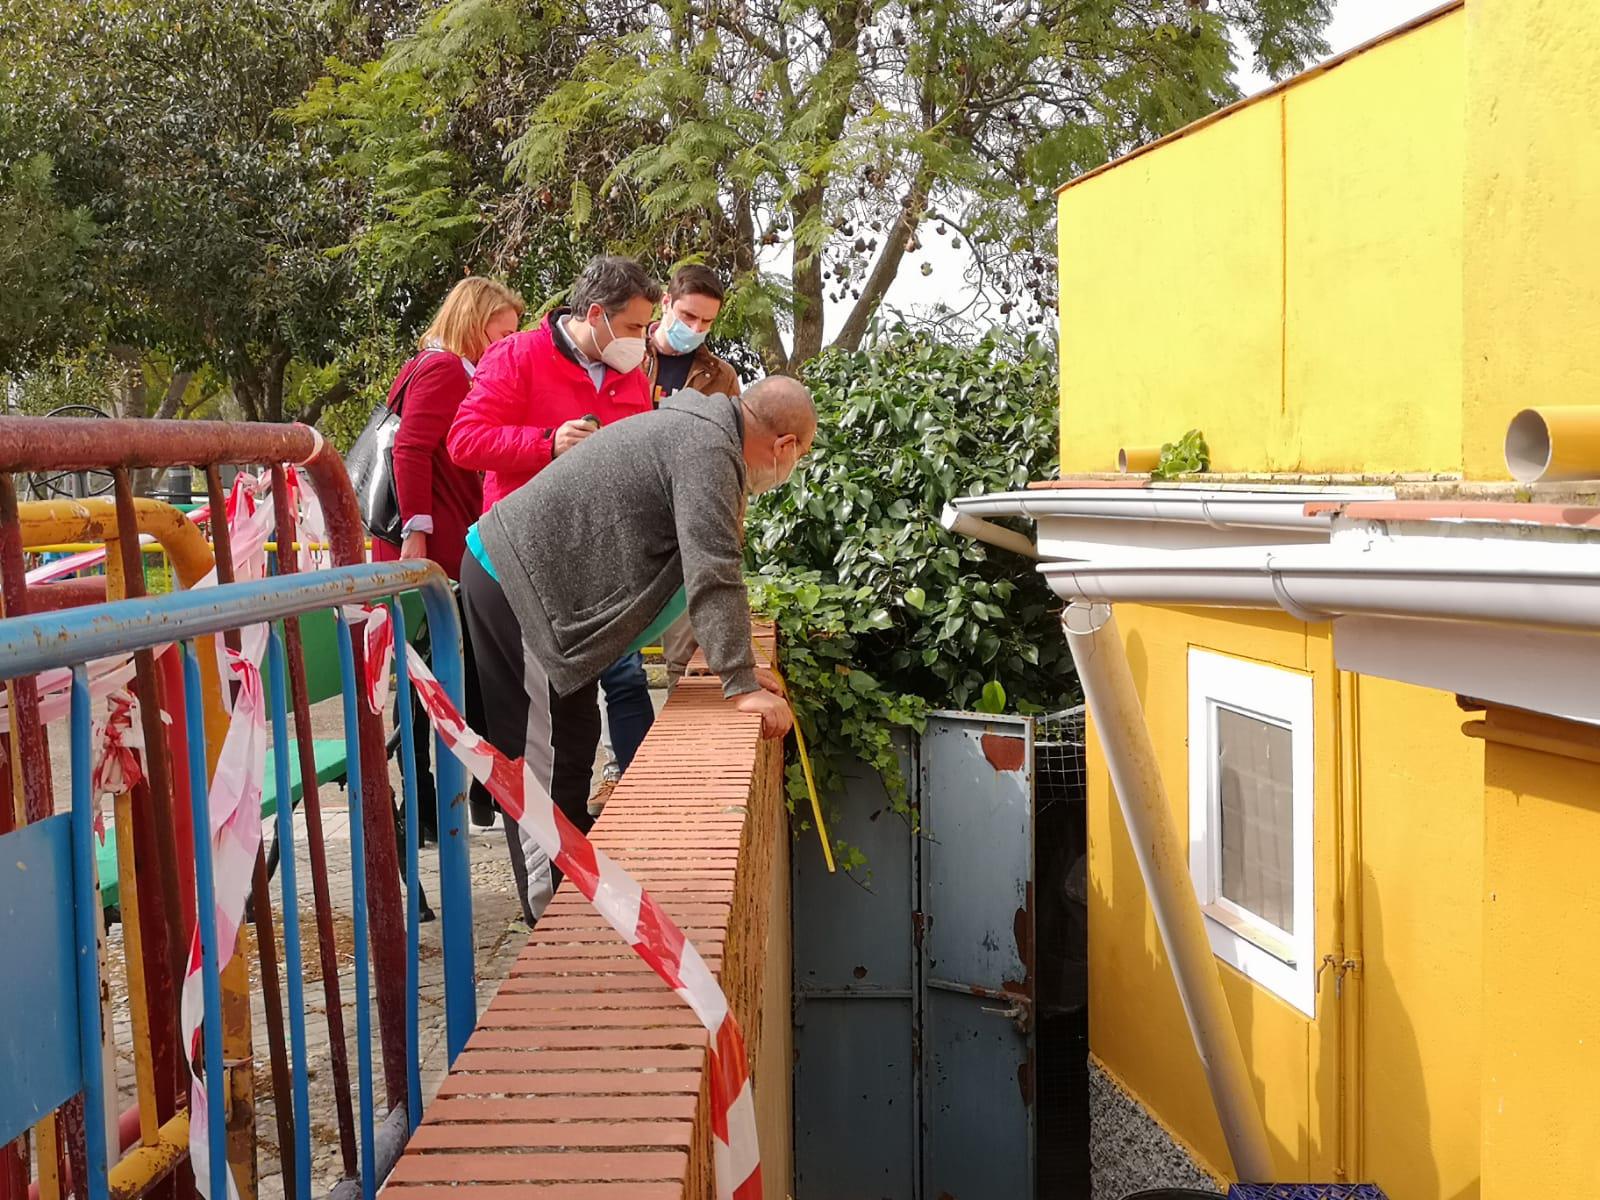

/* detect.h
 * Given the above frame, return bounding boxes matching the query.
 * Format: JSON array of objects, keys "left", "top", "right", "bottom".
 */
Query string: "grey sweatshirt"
[{"left": 478, "top": 388, "right": 758, "bottom": 699}]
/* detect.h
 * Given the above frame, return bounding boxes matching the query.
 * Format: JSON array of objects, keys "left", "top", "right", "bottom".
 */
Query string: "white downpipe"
[
  {"left": 939, "top": 504, "right": 1040, "bottom": 559},
  {"left": 1063, "top": 602, "right": 1275, "bottom": 1183}
]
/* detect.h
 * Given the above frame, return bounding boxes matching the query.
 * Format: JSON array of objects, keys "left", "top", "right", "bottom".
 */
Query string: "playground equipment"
[{"left": 0, "top": 418, "right": 430, "bottom": 1200}]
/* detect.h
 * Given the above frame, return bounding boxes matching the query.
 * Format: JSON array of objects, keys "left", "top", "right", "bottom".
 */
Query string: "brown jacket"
[{"left": 644, "top": 330, "right": 742, "bottom": 403}]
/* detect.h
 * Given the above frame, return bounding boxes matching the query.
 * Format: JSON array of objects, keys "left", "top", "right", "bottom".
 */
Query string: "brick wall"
[{"left": 383, "top": 628, "right": 791, "bottom": 1199}]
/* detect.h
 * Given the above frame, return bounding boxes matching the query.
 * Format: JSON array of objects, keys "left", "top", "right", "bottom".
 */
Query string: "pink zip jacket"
[{"left": 446, "top": 310, "right": 653, "bottom": 511}]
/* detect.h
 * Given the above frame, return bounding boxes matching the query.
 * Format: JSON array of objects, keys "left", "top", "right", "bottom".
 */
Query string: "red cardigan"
[
  {"left": 446, "top": 312, "right": 653, "bottom": 512},
  {"left": 370, "top": 350, "right": 482, "bottom": 580}
]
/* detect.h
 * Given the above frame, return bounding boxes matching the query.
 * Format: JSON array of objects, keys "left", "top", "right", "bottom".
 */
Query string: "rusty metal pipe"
[
  {"left": 0, "top": 476, "right": 55, "bottom": 822},
  {"left": 110, "top": 475, "right": 190, "bottom": 1061},
  {"left": 0, "top": 418, "right": 317, "bottom": 474},
  {"left": 201, "top": 466, "right": 299, "bottom": 1200},
  {"left": 25, "top": 578, "right": 109, "bottom": 612}
]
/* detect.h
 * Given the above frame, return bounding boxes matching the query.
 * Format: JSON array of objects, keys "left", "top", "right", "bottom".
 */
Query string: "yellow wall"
[
  {"left": 1057, "top": 8, "right": 1466, "bottom": 477},
  {"left": 1479, "top": 744, "right": 1600, "bottom": 1198},
  {"left": 1087, "top": 609, "right": 1485, "bottom": 1195},
  {"left": 1058, "top": 102, "right": 1288, "bottom": 475},
  {"left": 1088, "top": 605, "right": 1336, "bottom": 1180},
  {"left": 1352, "top": 679, "right": 1483, "bottom": 1199},
  {"left": 1461, "top": 1, "right": 1600, "bottom": 477},
  {"left": 1065, "top": 2, "right": 1600, "bottom": 1195}
]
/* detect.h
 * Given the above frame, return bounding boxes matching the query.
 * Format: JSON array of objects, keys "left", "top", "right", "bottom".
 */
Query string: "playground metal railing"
[
  {"left": 0, "top": 560, "right": 476, "bottom": 1200},
  {"left": 0, "top": 418, "right": 451, "bottom": 1200}
]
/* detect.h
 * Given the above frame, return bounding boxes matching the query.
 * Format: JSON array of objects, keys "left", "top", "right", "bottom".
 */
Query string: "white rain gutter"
[
  {"left": 950, "top": 486, "right": 1376, "bottom": 531},
  {"left": 1042, "top": 539, "right": 1600, "bottom": 634},
  {"left": 943, "top": 486, "right": 1392, "bottom": 559}
]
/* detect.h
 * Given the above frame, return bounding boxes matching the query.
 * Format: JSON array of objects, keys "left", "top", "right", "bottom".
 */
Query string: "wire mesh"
[{"left": 1035, "top": 704, "right": 1086, "bottom": 815}]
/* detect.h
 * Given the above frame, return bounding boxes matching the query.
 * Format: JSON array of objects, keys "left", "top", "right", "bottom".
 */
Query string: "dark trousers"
[
  {"left": 599, "top": 651, "right": 654, "bottom": 772},
  {"left": 460, "top": 553, "right": 601, "bottom": 926},
  {"left": 402, "top": 588, "right": 496, "bottom": 838}
]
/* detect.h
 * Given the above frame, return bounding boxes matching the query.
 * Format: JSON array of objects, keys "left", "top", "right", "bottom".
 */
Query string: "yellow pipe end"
[
  {"left": 1118, "top": 446, "right": 1162, "bottom": 474},
  {"left": 1505, "top": 406, "right": 1600, "bottom": 483}
]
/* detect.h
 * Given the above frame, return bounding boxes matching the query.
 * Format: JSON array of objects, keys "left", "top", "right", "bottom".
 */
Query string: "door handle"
[{"left": 980, "top": 1001, "right": 1032, "bottom": 1036}]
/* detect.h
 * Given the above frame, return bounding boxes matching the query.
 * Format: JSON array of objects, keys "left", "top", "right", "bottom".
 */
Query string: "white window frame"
[{"left": 1187, "top": 648, "right": 1316, "bottom": 1017}]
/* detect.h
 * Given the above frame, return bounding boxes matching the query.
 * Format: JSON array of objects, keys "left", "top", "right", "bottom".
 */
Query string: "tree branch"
[
  {"left": 298, "top": 376, "right": 354, "bottom": 430},
  {"left": 830, "top": 161, "right": 932, "bottom": 352},
  {"left": 153, "top": 370, "right": 195, "bottom": 421}
]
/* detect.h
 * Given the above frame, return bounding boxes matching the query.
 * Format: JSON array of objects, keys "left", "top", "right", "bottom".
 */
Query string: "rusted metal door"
[
  {"left": 792, "top": 739, "right": 921, "bottom": 1199},
  {"left": 791, "top": 717, "right": 1036, "bottom": 1198},
  {"left": 919, "top": 712, "right": 1036, "bottom": 1200}
]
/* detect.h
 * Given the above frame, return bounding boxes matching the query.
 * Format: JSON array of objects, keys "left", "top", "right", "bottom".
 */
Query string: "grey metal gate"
[{"left": 793, "top": 715, "right": 1036, "bottom": 1199}]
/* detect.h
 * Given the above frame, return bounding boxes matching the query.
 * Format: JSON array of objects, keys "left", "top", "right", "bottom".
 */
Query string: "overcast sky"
[{"left": 857, "top": 0, "right": 1443, "bottom": 340}]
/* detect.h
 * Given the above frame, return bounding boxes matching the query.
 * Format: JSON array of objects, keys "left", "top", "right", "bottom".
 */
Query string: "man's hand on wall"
[{"left": 736, "top": 689, "right": 793, "bottom": 739}]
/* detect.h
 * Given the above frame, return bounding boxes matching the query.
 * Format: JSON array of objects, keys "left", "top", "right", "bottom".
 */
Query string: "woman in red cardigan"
[
  {"left": 373, "top": 276, "right": 525, "bottom": 576},
  {"left": 373, "top": 276, "right": 524, "bottom": 847}
]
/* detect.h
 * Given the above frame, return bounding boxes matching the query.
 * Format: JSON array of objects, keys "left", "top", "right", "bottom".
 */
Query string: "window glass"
[{"left": 1215, "top": 705, "right": 1294, "bottom": 934}]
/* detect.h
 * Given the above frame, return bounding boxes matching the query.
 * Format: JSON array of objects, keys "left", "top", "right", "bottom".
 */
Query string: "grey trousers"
[{"left": 662, "top": 611, "right": 700, "bottom": 693}]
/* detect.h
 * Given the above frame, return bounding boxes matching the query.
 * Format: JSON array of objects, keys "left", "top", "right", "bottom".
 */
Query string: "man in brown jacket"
[
  {"left": 645, "top": 263, "right": 742, "bottom": 404},
  {"left": 644, "top": 265, "right": 743, "bottom": 690}
]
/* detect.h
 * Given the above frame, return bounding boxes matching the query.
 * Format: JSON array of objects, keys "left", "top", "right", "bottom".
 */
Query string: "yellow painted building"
[{"left": 1046, "top": 3, "right": 1600, "bottom": 1197}]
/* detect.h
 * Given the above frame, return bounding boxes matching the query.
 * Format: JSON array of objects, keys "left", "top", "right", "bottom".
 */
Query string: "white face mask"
[
  {"left": 746, "top": 435, "right": 798, "bottom": 496},
  {"left": 600, "top": 311, "right": 647, "bottom": 373}
]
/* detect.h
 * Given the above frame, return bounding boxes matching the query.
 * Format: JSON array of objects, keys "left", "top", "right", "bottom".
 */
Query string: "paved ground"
[{"left": 86, "top": 681, "right": 666, "bottom": 1199}]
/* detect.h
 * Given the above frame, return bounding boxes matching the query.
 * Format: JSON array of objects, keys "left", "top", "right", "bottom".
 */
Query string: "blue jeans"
[{"left": 599, "top": 651, "right": 655, "bottom": 772}]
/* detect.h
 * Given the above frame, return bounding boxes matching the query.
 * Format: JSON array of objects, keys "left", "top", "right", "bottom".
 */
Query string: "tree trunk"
[
  {"left": 730, "top": 189, "right": 792, "bottom": 374},
  {"left": 297, "top": 377, "right": 352, "bottom": 429},
  {"left": 109, "top": 344, "right": 147, "bottom": 420},
  {"left": 262, "top": 350, "right": 292, "bottom": 424},
  {"left": 153, "top": 370, "right": 194, "bottom": 421},
  {"left": 789, "top": 183, "right": 829, "bottom": 367},
  {"left": 232, "top": 349, "right": 291, "bottom": 423}
]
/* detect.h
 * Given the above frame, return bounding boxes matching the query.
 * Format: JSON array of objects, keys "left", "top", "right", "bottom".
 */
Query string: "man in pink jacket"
[{"left": 447, "top": 256, "right": 658, "bottom": 510}]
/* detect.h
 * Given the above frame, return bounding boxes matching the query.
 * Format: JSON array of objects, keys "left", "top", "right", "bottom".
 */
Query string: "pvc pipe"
[
  {"left": 1062, "top": 602, "right": 1274, "bottom": 1183},
  {"left": 950, "top": 490, "right": 1374, "bottom": 533},
  {"left": 1042, "top": 542, "right": 1600, "bottom": 634},
  {"left": 939, "top": 504, "right": 1041, "bottom": 559},
  {"left": 1119, "top": 446, "right": 1161, "bottom": 473},
  {"left": 1504, "top": 406, "right": 1600, "bottom": 483}
]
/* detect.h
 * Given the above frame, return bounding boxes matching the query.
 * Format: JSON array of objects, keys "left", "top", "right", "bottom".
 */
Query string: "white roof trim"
[{"left": 945, "top": 487, "right": 1396, "bottom": 558}]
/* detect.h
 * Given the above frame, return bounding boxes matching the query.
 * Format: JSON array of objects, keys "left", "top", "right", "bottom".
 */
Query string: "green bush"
[{"left": 746, "top": 327, "right": 1079, "bottom": 864}]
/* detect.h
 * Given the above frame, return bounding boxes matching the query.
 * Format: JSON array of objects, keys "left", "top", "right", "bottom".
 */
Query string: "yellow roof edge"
[{"left": 1054, "top": 0, "right": 1465, "bottom": 197}]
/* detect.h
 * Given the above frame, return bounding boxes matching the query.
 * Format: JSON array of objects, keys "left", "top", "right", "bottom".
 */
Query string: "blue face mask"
[{"left": 665, "top": 317, "right": 708, "bottom": 354}]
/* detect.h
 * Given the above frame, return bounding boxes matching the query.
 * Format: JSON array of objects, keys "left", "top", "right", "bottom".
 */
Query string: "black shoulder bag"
[{"left": 346, "top": 358, "right": 425, "bottom": 547}]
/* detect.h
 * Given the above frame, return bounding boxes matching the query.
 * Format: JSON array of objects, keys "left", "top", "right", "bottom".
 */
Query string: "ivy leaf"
[
  {"left": 904, "top": 586, "right": 926, "bottom": 611},
  {"left": 975, "top": 680, "right": 1007, "bottom": 714}
]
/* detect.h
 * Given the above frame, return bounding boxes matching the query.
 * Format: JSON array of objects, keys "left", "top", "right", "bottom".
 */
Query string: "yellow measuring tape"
[{"left": 757, "top": 645, "right": 835, "bottom": 874}]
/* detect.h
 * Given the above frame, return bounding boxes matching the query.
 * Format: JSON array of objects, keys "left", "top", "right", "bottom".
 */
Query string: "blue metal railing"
[{"left": 0, "top": 560, "right": 477, "bottom": 1200}]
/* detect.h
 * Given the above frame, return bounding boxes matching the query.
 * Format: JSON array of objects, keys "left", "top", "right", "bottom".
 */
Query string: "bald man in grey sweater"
[{"left": 459, "top": 376, "right": 815, "bottom": 924}]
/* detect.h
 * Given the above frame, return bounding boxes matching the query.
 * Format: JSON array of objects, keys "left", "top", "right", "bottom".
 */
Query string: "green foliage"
[
  {"left": 0, "top": 155, "right": 98, "bottom": 369},
  {"left": 747, "top": 327, "right": 1078, "bottom": 847},
  {"left": 0, "top": 0, "right": 378, "bottom": 419},
  {"left": 974, "top": 680, "right": 1008, "bottom": 716},
  {"left": 1151, "top": 428, "right": 1211, "bottom": 479}
]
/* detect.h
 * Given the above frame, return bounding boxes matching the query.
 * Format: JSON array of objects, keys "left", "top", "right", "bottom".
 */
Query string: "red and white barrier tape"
[
  {"left": 374, "top": 619, "right": 760, "bottom": 1200},
  {"left": 180, "top": 471, "right": 281, "bottom": 1200},
  {"left": 89, "top": 688, "right": 146, "bottom": 842}
]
